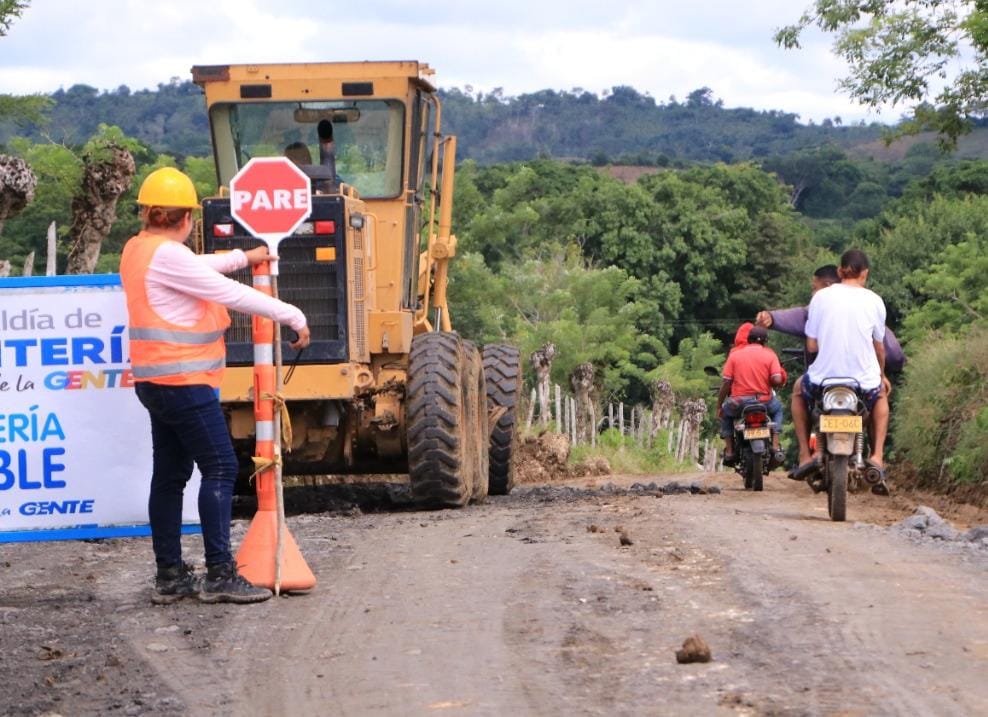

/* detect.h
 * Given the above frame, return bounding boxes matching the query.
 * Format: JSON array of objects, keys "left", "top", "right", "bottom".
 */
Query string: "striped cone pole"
[{"left": 235, "top": 259, "right": 315, "bottom": 593}]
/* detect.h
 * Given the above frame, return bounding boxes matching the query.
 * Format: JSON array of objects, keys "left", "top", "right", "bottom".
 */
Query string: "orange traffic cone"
[
  {"left": 237, "top": 506, "right": 315, "bottom": 591},
  {"left": 235, "top": 261, "right": 315, "bottom": 593}
]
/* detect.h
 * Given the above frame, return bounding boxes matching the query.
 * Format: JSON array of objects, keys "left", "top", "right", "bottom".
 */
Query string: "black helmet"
[{"left": 748, "top": 326, "right": 769, "bottom": 344}]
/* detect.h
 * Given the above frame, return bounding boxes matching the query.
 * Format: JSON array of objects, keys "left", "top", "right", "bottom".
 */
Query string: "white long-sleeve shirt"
[{"left": 144, "top": 240, "right": 307, "bottom": 332}]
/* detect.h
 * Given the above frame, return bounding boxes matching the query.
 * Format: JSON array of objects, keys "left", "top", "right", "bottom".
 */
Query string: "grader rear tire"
[
  {"left": 483, "top": 344, "right": 521, "bottom": 495},
  {"left": 407, "top": 332, "right": 473, "bottom": 508},
  {"left": 463, "top": 341, "right": 490, "bottom": 502}
]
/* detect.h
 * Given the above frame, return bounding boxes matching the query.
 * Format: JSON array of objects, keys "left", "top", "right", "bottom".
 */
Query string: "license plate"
[
  {"left": 820, "top": 415, "right": 862, "bottom": 433},
  {"left": 743, "top": 427, "right": 771, "bottom": 439}
]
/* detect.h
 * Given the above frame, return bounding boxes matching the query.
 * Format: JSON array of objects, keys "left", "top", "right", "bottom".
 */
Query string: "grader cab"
[{"left": 190, "top": 61, "right": 520, "bottom": 506}]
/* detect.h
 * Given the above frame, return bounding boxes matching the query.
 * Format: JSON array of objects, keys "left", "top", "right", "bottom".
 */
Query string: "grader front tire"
[
  {"left": 483, "top": 344, "right": 521, "bottom": 495},
  {"left": 407, "top": 332, "right": 473, "bottom": 508}
]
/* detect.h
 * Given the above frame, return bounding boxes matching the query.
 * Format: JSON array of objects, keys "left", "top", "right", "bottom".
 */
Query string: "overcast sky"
[{"left": 0, "top": 0, "right": 898, "bottom": 124}]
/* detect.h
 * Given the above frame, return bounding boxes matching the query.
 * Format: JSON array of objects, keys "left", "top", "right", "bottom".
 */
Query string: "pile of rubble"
[
  {"left": 515, "top": 432, "right": 612, "bottom": 483},
  {"left": 893, "top": 506, "right": 988, "bottom": 546}
]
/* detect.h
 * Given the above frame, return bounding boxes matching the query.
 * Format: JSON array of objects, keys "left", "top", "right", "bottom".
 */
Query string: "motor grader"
[{"left": 190, "top": 61, "right": 520, "bottom": 506}]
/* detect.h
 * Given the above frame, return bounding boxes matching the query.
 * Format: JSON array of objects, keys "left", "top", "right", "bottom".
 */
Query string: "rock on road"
[{"left": 2, "top": 472, "right": 987, "bottom": 716}]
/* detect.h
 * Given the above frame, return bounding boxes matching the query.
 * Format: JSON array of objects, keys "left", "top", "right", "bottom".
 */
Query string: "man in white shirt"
[{"left": 791, "top": 249, "right": 890, "bottom": 493}]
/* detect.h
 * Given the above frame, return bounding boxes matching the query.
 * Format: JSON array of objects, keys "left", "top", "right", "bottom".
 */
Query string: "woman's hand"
[
  {"left": 290, "top": 326, "right": 311, "bottom": 350},
  {"left": 244, "top": 246, "right": 278, "bottom": 266}
]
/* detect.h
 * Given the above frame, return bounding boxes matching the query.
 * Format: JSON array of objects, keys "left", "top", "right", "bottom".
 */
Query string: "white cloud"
[{"left": 0, "top": 0, "right": 890, "bottom": 123}]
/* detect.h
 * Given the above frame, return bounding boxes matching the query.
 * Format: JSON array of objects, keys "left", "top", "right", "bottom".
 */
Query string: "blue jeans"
[
  {"left": 720, "top": 395, "right": 784, "bottom": 438},
  {"left": 135, "top": 382, "right": 238, "bottom": 568}
]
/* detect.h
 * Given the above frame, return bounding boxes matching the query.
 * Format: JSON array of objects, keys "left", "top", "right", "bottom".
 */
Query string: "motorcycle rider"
[
  {"left": 717, "top": 325, "right": 787, "bottom": 468},
  {"left": 756, "top": 264, "right": 905, "bottom": 372},
  {"left": 790, "top": 249, "right": 891, "bottom": 495}
]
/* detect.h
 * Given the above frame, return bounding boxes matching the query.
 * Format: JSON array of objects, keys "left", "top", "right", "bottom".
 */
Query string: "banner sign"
[{"left": 0, "top": 275, "right": 200, "bottom": 542}]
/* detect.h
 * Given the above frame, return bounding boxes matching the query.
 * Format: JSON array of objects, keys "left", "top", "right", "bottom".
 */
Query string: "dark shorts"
[{"left": 799, "top": 375, "right": 881, "bottom": 412}]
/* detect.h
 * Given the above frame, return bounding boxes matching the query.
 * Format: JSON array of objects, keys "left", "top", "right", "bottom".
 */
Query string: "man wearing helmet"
[{"left": 717, "top": 324, "right": 787, "bottom": 468}]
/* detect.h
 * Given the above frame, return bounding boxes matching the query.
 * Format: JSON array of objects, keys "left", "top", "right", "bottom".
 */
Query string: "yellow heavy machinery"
[{"left": 190, "top": 61, "right": 520, "bottom": 506}]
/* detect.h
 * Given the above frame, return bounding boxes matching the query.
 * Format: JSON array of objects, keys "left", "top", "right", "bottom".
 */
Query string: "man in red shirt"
[{"left": 717, "top": 325, "right": 787, "bottom": 467}]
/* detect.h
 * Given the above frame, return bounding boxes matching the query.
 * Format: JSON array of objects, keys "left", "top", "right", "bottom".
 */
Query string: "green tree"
[
  {"left": 0, "top": 0, "right": 27, "bottom": 35},
  {"left": 648, "top": 333, "right": 724, "bottom": 400},
  {"left": 900, "top": 237, "right": 988, "bottom": 342},
  {"left": 857, "top": 194, "right": 988, "bottom": 324},
  {"left": 776, "top": 0, "right": 988, "bottom": 147},
  {"left": 448, "top": 249, "right": 669, "bottom": 402},
  {"left": 0, "top": 137, "right": 81, "bottom": 272}
]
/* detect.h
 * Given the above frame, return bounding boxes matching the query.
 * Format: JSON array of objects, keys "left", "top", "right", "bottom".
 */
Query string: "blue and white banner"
[{"left": 0, "top": 275, "right": 201, "bottom": 542}]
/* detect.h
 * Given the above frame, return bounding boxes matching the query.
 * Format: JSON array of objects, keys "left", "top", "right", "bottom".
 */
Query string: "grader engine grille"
[{"left": 201, "top": 196, "right": 348, "bottom": 365}]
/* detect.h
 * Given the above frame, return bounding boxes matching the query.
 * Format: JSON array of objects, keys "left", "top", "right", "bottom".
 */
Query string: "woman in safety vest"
[{"left": 120, "top": 167, "right": 310, "bottom": 605}]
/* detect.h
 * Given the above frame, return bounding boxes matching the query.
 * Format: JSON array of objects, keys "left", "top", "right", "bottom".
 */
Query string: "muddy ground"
[{"left": 2, "top": 469, "right": 988, "bottom": 717}]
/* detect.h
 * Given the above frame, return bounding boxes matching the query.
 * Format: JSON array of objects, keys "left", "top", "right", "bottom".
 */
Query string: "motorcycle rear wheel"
[
  {"left": 827, "top": 455, "right": 848, "bottom": 522},
  {"left": 747, "top": 452, "right": 763, "bottom": 492}
]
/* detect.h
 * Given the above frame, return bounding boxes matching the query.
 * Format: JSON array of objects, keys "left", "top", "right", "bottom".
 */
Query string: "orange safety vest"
[{"left": 120, "top": 231, "right": 231, "bottom": 388}]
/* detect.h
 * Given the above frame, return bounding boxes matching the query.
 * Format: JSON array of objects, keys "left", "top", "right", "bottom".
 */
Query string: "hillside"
[
  {"left": 852, "top": 128, "right": 988, "bottom": 162},
  {"left": 0, "top": 81, "right": 892, "bottom": 164}
]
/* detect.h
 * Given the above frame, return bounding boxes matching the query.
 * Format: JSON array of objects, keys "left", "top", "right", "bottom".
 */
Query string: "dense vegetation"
[{"left": 0, "top": 79, "right": 985, "bottom": 492}]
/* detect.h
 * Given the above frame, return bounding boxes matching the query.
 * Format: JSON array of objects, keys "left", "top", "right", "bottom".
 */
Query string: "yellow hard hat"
[{"left": 137, "top": 167, "right": 200, "bottom": 208}]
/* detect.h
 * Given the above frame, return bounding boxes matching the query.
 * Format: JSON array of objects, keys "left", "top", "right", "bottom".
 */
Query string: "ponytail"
[
  {"left": 141, "top": 206, "right": 190, "bottom": 230},
  {"left": 838, "top": 249, "right": 870, "bottom": 279}
]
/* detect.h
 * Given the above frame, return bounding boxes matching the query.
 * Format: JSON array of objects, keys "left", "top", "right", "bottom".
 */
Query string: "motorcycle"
[
  {"left": 730, "top": 401, "right": 774, "bottom": 492},
  {"left": 809, "top": 378, "right": 884, "bottom": 522}
]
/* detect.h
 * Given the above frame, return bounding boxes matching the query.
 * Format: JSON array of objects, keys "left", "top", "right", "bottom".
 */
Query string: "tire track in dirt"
[{"left": 4, "top": 472, "right": 987, "bottom": 716}]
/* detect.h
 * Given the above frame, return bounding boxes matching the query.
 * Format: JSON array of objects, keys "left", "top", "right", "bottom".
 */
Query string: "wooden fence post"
[
  {"left": 570, "top": 398, "right": 577, "bottom": 445},
  {"left": 46, "top": 221, "right": 57, "bottom": 276},
  {"left": 525, "top": 388, "right": 537, "bottom": 431},
  {"left": 590, "top": 404, "right": 597, "bottom": 448}
]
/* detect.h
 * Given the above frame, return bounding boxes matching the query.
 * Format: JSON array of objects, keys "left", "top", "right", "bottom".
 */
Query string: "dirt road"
[{"left": 3, "top": 471, "right": 988, "bottom": 716}]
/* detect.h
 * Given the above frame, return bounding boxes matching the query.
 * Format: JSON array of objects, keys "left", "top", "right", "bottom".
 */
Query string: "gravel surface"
[{"left": 3, "top": 471, "right": 988, "bottom": 716}]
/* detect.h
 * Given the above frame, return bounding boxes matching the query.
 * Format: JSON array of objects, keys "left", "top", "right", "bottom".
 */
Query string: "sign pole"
[
  {"left": 270, "top": 264, "right": 286, "bottom": 596},
  {"left": 230, "top": 156, "right": 315, "bottom": 594}
]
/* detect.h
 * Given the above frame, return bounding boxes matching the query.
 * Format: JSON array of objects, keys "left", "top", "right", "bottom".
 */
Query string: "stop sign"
[{"left": 229, "top": 157, "right": 312, "bottom": 243}]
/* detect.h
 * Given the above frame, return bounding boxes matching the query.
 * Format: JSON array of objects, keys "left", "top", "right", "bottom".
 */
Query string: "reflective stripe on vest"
[
  {"left": 128, "top": 327, "right": 227, "bottom": 344},
  {"left": 132, "top": 358, "right": 226, "bottom": 379},
  {"left": 120, "top": 231, "right": 231, "bottom": 388}
]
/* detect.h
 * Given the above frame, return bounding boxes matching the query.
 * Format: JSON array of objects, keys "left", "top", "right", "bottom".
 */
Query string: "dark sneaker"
[
  {"left": 722, "top": 453, "right": 737, "bottom": 467},
  {"left": 199, "top": 562, "right": 272, "bottom": 604},
  {"left": 871, "top": 481, "right": 891, "bottom": 497},
  {"left": 790, "top": 457, "right": 822, "bottom": 480},
  {"left": 152, "top": 562, "right": 200, "bottom": 605}
]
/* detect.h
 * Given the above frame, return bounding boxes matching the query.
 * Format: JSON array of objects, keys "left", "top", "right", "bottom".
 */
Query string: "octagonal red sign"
[{"left": 229, "top": 157, "right": 312, "bottom": 242}]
